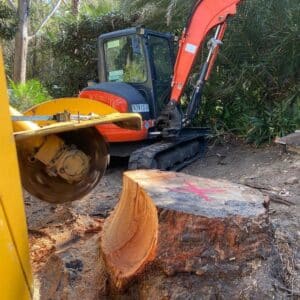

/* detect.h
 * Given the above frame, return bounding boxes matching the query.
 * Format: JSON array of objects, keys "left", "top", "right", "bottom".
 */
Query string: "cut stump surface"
[{"left": 101, "top": 170, "right": 272, "bottom": 291}]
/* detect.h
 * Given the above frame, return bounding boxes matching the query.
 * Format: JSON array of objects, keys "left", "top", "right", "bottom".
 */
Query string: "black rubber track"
[{"left": 128, "top": 133, "right": 208, "bottom": 171}]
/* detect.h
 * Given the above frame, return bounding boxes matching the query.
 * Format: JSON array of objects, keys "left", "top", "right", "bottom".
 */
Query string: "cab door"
[{"left": 147, "top": 34, "right": 175, "bottom": 115}]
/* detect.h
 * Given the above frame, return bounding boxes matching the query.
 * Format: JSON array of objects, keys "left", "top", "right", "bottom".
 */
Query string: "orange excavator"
[
  {"left": 9, "top": 0, "right": 243, "bottom": 206},
  {"left": 79, "top": 0, "right": 242, "bottom": 170}
]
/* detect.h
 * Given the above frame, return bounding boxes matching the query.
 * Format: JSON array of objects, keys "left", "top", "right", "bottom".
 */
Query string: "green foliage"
[
  {"left": 246, "top": 94, "right": 300, "bottom": 145},
  {"left": 0, "top": 2, "right": 17, "bottom": 40},
  {"left": 78, "top": 0, "right": 120, "bottom": 19},
  {"left": 120, "top": 0, "right": 194, "bottom": 32},
  {"left": 41, "top": 12, "right": 136, "bottom": 97},
  {"left": 9, "top": 79, "right": 51, "bottom": 111}
]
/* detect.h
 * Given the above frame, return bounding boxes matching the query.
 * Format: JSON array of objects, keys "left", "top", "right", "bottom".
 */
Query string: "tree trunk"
[
  {"left": 13, "top": 0, "right": 30, "bottom": 83},
  {"left": 13, "top": 0, "right": 62, "bottom": 83},
  {"left": 101, "top": 170, "right": 274, "bottom": 294},
  {"left": 71, "top": 0, "right": 80, "bottom": 16}
]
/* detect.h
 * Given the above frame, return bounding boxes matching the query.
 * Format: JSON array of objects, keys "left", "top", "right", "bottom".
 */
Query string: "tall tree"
[
  {"left": 9, "top": 0, "right": 62, "bottom": 83},
  {"left": 71, "top": 0, "right": 80, "bottom": 16},
  {"left": 13, "top": 0, "right": 29, "bottom": 83}
]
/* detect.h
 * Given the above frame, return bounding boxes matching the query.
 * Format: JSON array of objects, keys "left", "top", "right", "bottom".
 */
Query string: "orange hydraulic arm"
[
  {"left": 171, "top": 0, "right": 241, "bottom": 103},
  {"left": 157, "top": 0, "right": 241, "bottom": 133}
]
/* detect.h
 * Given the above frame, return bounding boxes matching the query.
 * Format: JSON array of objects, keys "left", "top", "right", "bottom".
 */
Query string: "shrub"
[{"left": 9, "top": 79, "right": 51, "bottom": 112}]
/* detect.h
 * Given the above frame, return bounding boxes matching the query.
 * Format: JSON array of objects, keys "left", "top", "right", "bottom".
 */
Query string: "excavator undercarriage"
[{"left": 128, "top": 128, "right": 209, "bottom": 171}]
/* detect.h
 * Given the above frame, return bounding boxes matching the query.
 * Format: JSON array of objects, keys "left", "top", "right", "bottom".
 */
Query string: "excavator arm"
[{"left": 157, "top": 0, "right": 241, "bottom": 133}]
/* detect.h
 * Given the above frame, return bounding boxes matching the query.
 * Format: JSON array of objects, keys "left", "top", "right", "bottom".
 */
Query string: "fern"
[{"left": 9, "top": 79, "right": 51, "bottom": 112}]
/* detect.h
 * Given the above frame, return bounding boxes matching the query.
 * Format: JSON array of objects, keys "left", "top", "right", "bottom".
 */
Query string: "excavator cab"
[{"left": 97, "top": 27, "right": 176, "bottom": 119}]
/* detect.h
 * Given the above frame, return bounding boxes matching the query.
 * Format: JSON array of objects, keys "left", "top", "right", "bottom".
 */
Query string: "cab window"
[
  {"left": 104, "top": 35, "right": 147, "bottom": 83},
  {"left": 148, "top": 35, "right": 173, "bottom": 82}
]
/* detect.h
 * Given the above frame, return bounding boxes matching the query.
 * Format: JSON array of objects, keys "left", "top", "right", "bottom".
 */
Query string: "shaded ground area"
[
  {"left": 26, "top": 142, "right": 300, "bottom": 299},
  {"left": 185, "top": 142, "right": 300, "bottom": 295}
]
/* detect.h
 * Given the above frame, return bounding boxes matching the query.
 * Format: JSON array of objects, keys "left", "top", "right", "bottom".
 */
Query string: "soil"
[{"left": 26, "top": 141, "right": 300, "bottom": 299}]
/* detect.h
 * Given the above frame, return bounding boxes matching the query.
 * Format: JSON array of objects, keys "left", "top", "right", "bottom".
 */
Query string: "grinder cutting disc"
[{"left": 17, "top": 128, "right": 109, "bottom": 203}]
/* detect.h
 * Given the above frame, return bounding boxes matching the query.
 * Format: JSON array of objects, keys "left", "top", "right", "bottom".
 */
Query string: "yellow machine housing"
[{"left": 0, "top": 49, "right": 33, "bottom": 299}]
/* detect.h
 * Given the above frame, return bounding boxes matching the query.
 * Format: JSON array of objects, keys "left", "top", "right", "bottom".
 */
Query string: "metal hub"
[
  {"left": 54, "top": 149, "right": 90, "bottom": 183},
  {"left": 17, "top": 128, "right": 108, "bottom": 203}
]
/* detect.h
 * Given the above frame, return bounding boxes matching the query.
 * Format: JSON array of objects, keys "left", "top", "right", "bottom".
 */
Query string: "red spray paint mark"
[{"left": 170, "top": 182, "right": 224, "bottom": 202}]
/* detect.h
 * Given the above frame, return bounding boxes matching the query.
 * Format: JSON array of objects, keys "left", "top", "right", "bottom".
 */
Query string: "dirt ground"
[{"left": 26, "top": 141, "right": 300, "bottom": 299}]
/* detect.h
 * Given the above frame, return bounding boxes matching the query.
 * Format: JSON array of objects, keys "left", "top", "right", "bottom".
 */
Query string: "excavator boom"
[{"left": 170, "top": 0, "right": 241, "bottom": 103}]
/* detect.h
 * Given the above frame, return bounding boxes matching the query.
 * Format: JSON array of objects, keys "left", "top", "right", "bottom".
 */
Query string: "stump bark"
[{"left": 101, "top": 170, "right": 273, "bottom": 292}]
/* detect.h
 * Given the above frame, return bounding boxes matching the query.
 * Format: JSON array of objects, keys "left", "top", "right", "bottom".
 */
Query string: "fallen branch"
[
  {"left": 273, "top": 284, "right": 300, "bottom": 297},
  {"left": 242, "top": 181, "right": 295, "bottom": 206},
  {"left": 242, "top": 180, "right": 279, "bottom": 192},
  {"left": 267, "top": 194, "right": 295, "bottom": 206}
]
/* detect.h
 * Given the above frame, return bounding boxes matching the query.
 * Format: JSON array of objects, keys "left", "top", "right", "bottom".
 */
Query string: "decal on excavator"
[
  {"left": 185, "top": 43, "right": 198, "bottom": 54},
  {"left": 132, "top": 104, "right": 150, "bottom": 113}
]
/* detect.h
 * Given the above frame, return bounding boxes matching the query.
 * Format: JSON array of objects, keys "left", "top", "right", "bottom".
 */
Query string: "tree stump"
[{"left": 101, "top": 170, "right": 273, "bottom": 293}]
